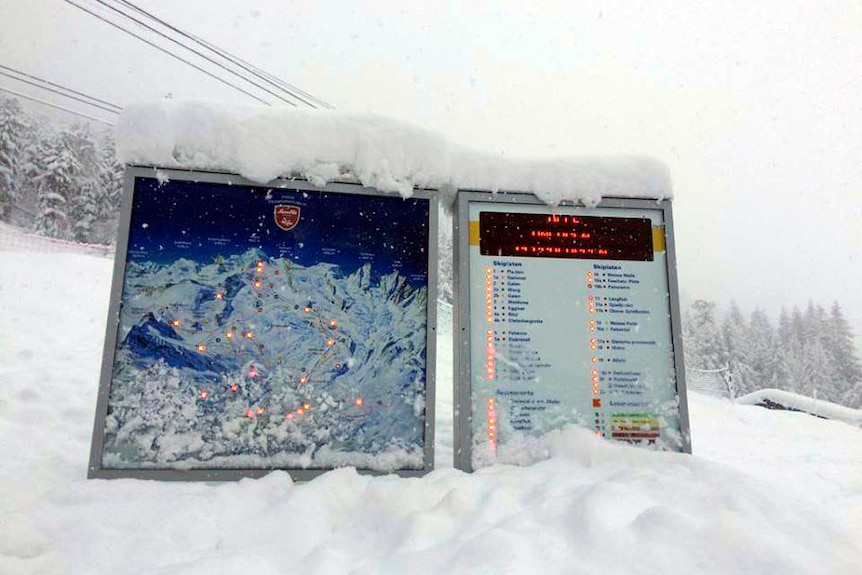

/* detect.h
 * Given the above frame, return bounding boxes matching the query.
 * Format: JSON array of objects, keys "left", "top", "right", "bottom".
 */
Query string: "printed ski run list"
[{"left": 469, "top": 203, "right": 684, "bottom": 461}]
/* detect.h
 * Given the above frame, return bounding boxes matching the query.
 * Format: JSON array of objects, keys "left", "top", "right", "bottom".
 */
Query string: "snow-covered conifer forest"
[
  {"left": 683, "top": 299, "right": 862, "bottom": 408},
  {"left": 0, "top": 95, "right": 122, "bottom": 244}
]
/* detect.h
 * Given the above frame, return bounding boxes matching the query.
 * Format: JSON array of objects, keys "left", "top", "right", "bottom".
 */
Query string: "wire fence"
[{"left": 0, "top": 222, "right": 114, "bottom": 258}]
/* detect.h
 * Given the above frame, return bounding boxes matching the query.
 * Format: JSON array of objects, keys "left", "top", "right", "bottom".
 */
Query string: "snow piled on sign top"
[{"left": 116, "top": 100, "right": 671, "bottom": 205}]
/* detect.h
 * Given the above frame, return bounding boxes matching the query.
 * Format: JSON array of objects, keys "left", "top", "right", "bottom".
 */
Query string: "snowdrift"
[
  {"left": 737, "top": 388, "right": 862, "bottom": 427},
  {"left": 0, "top": 248, "right": 860, "bottom": 574}
]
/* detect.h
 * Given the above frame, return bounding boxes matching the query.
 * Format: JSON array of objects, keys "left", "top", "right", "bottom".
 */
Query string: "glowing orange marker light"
[
  {"left": 198, "top": 390, "right": 209, "bottom": 400},
  {"left": 299, "top": 376, "right": 308, "bottom": 385},
  {"left": 171, "top": 319, "right": 181, "bottom": 327},
  {"left": 326, "top": 337, "right": 335, "bottom": 346},
  {"left": 487, "top": 398, "right": 498, "bottom": 451},
  {"left": 329, "top": 319, "right": 338, "bottom": 329},
  {"left": 215, "top": 292, "right": 224, "bottom": 300},
  {"left": 296, "top": 408, "right": 305, "bottom": 416},
  {"left": 355, "top": 397, "right": 363, "bottom": 407},
  {"left": 226, "top": 330, "right": 234, "bottom": 339},
  {"left": 304, "top": 306, "right": 312, "bottom": 314},
  {"left": 196, "top": 343, "right": 207, "bottom": 352},
  {"left": 254, "top": 279, "right": 263, "bottom": 289},
  {"left": 245, "top": 331, "right": 254, "bottom": 339},
  {"left": 256, "top": 406, "right": 265, "bottom": 415}
]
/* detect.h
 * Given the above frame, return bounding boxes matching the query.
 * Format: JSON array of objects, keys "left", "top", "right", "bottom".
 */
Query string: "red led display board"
[{"left": 479, "top": 212, "right": 654, "bottom": 261}]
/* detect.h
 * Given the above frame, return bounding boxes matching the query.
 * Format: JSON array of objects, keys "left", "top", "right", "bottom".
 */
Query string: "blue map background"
[
  {"left": 100, "top": 176, "right": 432, "bottom": 472},
  {"left": 126, "top": 177, "right": 430, "bottom": 287}
]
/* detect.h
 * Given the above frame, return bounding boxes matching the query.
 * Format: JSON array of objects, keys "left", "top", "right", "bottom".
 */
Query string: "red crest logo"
[{"left": 274, "top": 205, "right": 301, "bottom": 231}]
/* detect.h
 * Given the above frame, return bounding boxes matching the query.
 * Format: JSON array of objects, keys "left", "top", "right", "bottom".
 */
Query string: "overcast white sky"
[{"left": 1, "top": 0, "right": 860, "bottom": 336}]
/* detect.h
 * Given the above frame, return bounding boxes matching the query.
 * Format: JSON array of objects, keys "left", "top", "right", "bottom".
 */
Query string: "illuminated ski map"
[{"left": 96, "top": 174, "right": 433, "bottom": 473}]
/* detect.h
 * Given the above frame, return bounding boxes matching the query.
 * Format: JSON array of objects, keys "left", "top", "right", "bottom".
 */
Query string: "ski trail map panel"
[
  {"left": 454, "top": 192, "right": 689, "bottom": 472},
  {"left": 89, "top": 167, "right": 438, "bottom": 480}
]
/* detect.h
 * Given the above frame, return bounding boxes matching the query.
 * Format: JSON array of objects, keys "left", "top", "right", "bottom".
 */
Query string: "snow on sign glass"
[{"left": 89, "top": 168, "right": 437, "bottom": 480}]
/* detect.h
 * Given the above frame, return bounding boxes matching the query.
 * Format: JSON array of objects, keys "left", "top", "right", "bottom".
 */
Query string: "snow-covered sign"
[
  {"left": 736, "top": 389, "right": 862, "bottom": 427},
  {"left": 116, "top": 101, "right": 672, "bottom": 206},
  {"left": 454, "top": 192, "right": 690, "bottom": 471},
  {"left": 88, "top": 167, "right": 438, "bottom": 480}
]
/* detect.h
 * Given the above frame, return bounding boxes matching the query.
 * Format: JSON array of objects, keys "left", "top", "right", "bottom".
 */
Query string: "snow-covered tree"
[
  {"left": 826, "top": 302, "right": 862, "bottom": 407},
  {"left": 746, "top": 309, "right": 783, "bottom": 390},
  {"left": 9, "top": 114, "right": 47, "bottom": 224},
  {"left": 93, "top": 130, "right": 124, "bottom": 244},
  {"left": 722, "top": 301, "right": 753, "bottom": 394},
  {"left": 0, "top": 96, "right": 26, "bottom": 221},
  {"left": 776, "top": 306, "right": 807, "bottom": 394},
  {"left": 66, "top": 124, "right": 101, "bottom": 243},
  {"left": 683, "top": 300, "right": 726, "bottom": 370},
  {"left": 31, "top": 129, "right": 79, "bottom": 239}
]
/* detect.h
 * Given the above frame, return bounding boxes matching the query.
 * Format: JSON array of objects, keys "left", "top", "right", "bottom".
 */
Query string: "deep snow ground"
[{"left": 0, "top": 249, "right": 859, "bottom": 575}]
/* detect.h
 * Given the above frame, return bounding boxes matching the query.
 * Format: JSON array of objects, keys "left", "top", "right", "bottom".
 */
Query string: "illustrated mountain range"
[{"left": 101, "top": 249, "right": 429, "bottom": 470}]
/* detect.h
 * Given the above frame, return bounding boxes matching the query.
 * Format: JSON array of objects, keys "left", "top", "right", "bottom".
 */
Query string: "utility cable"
[
  {"left": 93, "top": 0, "right": 299, "bottom": 107},
  {"left": 0, "top": 86, "right": 115, "bottom": 125},
  {"left": 59, "top": 0, "right": 272, "bottom": 106},
  {"left": 0, "top": 68, "right": 120, "bottom": 115},
  {"left": 0, "top": 63, "right": 122, "bottom": 111},
  {"left": 194, "top": 33, "right": 333, "bottom": 109},
  {"left": 114, "top": 0, "right": 332, "bottom": 109}
]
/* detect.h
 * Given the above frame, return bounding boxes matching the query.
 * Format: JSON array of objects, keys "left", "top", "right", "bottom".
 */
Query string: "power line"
[
  {"left": 0, "top": 63, "right": 122, "bottom": 111},
  {"left": 113, "top": 0, "right": 332, "bottom": 109},
  {"left": 117, "top": 0, "right": 331, "bottom": 108},
  {"left": 193, "top": 33, "right": 333, "bottom": 110},
  {"left": 93, "top": 0, "right": 299, "bottom": 107},
  {"left": 59, "top": 0, "right": 272, "bottom": 106},
  {"left": 0, "top": 67, "right": 121, "bottom": 115},
  {"left": 0, "top": 86, "right": 115, "bottom": 125}
]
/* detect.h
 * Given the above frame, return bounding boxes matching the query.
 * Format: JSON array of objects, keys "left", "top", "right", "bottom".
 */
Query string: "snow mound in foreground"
[
  {"left": 1, "top": 250, "right": 859, "bottom": 575},
  {"left": 116, "top": 100, "right": 671, "bottom": 204}
]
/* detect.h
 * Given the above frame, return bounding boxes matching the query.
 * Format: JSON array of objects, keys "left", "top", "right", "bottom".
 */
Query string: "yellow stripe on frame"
[
  {"left": 469, "top": 221, "right": 481, "bottom": 246},
  {"left": 471, "top": 219, "right": 663, "bottom": 252},
  {"left": 652, "top": 226, "right": 666, "bottom": 252}
]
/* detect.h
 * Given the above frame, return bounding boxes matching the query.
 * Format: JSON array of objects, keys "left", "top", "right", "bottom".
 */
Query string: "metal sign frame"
[
  {"left": 454, "top": 191, "right": 690, "bottom": 472},
  {"left": 89, "top": 166, "right": 438, "bottom": 481}
]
